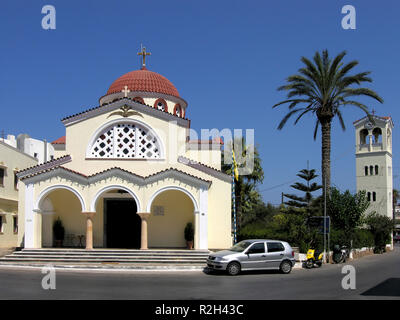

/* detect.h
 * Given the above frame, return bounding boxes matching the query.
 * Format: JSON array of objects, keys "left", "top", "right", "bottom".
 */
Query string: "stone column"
[
  {"left": 137, "top": 212, "right": 151, "bottom": 250},
  {"left": 83, "top": 212, "right": 96, "bottom": 250},
  {"left": 194, "top": 211, "right": 200, "bottom": 250}
]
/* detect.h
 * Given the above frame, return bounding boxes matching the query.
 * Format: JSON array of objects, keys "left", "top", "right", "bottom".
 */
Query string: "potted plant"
[
  {"left": 53, "top": 217, "right": 65, "bottom": 247},
  {"left": 184, "top": 222, "right": 194, "bottom": 249}
]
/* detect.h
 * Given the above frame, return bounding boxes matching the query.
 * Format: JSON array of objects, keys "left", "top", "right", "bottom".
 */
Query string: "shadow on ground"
[
  {"left": 361, "top": 278, "right": 400, "bottom": 297},
  {"left": 202, "top": 268, "right": 283, "bottom": 276}
]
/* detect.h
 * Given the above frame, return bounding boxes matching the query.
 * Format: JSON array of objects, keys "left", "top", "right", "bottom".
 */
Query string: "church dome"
[{"left": 106, "top": 67, "right": 180, "bottom": 98}]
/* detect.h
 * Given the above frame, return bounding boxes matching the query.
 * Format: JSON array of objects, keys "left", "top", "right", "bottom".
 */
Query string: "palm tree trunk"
[{"left": 320, "top": 119, "right": 332, "bottom": 200}]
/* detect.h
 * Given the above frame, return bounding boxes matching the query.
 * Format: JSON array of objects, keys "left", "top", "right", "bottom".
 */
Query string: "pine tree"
[{"left": 283, "top": 168, "right": 322, "bottom": 218}]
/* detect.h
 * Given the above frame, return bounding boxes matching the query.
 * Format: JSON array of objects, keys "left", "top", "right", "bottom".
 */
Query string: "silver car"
[{"left": 206, "top": 239, "right": 296, "bottom": 275}]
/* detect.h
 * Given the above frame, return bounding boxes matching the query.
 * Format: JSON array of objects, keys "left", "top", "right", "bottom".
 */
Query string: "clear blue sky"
[{"left": 1, "top": 0, "right": 399, "bottom": 204}]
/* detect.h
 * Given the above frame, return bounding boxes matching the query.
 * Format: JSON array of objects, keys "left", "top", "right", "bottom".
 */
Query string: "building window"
[
  {"left": 34, "top": 153, "right": 38, "bottom": 159},
  {"left": 372, "top": 192, "right": 376, "bottom": 202},
  {"left": 375, "top": 165, "right": 379, "bottom": 175},
  {"left": 154, "top": 98, "right": 168, "bottom": 112},
  {"left": 50, "top": 155, "right": 54, "bottom": 161},
  {"left": 372, "top": 128, "right": 382, "bottom": 144},
  {"left": 13, "top": 216, "right": 17, "bottom": 234},
  {"left": 0, "top": 168, "right": 4, "bottom": 186},
  {"left": 360, "top": 129, "right": 369, "bottom": 144},
  {"left": 89, "top": 122, "right": 161, "bottom": 159},
  {"left": 365, "top": 166, "right": 368, "bottom": 176},
  {"left": 367, "top": 192, "right": 371, "bottom": 202},
  {"left": 14, "top": 171, "right": 18, "bottom": 190},
  {"left": 0, "top": 216, "right": 3, "bottom": 233},
  {"left": 369, "top": 166, "right": 373, "bottom": 176},
  {"left": 173, "top": 104, "right": 182, "bottom": 117},
  {"left": 133, "top": 97, "right": 145, "bottom": 104}
]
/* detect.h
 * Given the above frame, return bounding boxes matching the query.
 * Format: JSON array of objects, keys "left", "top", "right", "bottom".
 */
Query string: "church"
[{"left": 16, "top": 48, "right": 233, "bottom": 251}]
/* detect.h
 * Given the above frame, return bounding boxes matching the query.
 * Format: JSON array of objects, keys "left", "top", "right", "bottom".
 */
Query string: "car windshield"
[{"left": 229, "top": 241, "right": 252, "bottom": 252}]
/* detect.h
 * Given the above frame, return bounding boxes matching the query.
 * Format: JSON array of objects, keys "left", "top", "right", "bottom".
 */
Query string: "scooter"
[
  {"left": 305, "top": 249, "right": 323, "bottom": 268},
  {"left": 332, "top": 245, "right": 349, "bottom": 263}
]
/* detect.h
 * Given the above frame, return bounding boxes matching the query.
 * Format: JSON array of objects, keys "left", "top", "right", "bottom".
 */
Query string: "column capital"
[
  {"left": 137, "top": 212, "right": 151, "bottom": 220},
  {"left": 82, "top": 211, "right": 96, "bottom": 219}
]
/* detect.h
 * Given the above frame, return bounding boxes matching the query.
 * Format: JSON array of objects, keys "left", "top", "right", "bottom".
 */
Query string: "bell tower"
[{"left": 354, "top": 115, "right": 394, "bottom": 219}]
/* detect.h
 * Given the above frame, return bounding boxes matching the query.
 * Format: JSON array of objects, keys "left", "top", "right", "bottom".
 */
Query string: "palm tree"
[
  {"left": 222, "top": 138, "right": 264, "bottom": 229},
  {"left": 273, "top": 50, "right": 383, "bottom": 198}
]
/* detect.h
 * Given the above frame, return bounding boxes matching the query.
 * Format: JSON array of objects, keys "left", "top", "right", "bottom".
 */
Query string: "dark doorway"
[{"left": 104, "top": 199, "right": 141, "bottom": 248}]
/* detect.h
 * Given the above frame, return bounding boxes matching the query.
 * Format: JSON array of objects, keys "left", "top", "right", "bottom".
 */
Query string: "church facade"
[{"left": 16, "top": 57, "right": 232, "bottom": 250}]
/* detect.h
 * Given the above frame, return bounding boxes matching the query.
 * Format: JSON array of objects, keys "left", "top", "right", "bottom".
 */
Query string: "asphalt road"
[{"left": 0, "top": 245, "right": 399, "bottom": 300}]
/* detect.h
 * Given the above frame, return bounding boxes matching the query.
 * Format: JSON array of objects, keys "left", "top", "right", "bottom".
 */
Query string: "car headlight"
[{"left": 215, "top": 257, "right": 228, "bottom": 262}]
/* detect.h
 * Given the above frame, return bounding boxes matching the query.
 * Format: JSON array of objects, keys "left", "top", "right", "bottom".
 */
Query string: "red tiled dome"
[{"left": 106, "top": 68, "right": 179, "bottom": 97}]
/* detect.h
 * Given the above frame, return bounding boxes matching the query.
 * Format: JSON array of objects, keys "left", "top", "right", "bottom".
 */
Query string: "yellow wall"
[
  {"left": 42, "top": 189, "right": 86, "bottom": 247},
  {"left": 0, "top": 142, "right": 37, "bottom": 248},
  {"left": 148, "top": 190, "right": 194, "bottom": 248}
]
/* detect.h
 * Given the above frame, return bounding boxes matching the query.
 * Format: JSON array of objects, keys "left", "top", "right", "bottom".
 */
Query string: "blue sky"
[{"left": 1, "top": 0, "right": 399, "bottom": 204}]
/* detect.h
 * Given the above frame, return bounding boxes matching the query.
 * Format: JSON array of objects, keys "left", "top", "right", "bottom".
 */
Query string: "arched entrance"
[
  {"left": 147, "top": 188, "right": 196, "bottom": 248},
  {"left": 36, "top": 186, "right": 86, "bottom": 248},
  {"left": 92, "top": 186, "right": 141, "bottom": 249}
]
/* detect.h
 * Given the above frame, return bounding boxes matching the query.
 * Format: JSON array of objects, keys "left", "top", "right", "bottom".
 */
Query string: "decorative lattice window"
[{"left": 89, "top": 123, "right": 161, "bottom": 159}]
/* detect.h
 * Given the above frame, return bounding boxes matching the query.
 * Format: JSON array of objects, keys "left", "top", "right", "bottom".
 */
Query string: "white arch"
[
  {"left": 85, "top": 118, "right": 165, "bottom": 158},
  {"left": 146, "top": 186, "right": 199, "bottom": 212},
  {"left": 35, "top": 185, "right": 86, "bottom": 212},
  {"left": 90, "top": 185, "right": 141, "bottom": 212}
]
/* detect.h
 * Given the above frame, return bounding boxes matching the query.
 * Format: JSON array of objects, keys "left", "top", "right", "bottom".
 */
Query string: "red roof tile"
[
  {"left": 51, "top": 136, "right": 66, "bottom": 144},
  {"left": 106, "top": 68, "right": 180, "bottom": 97}
]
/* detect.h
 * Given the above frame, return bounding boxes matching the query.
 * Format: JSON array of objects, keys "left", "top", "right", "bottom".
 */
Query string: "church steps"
[
  {"left": 4, "top": 254, "right": 207, "bottom": 260},
  {"left": 0, "top": 248, "right": 211, "bottom": 265},
  {"left": 0, "top": 257, "right": 205, "bottom": 264}
]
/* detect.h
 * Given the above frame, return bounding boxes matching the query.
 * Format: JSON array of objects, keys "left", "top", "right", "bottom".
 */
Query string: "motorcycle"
[
  {"left": 305, "top": 249, "right": 323, "bottom": 268},
  {"left": 332, "top": 245, "right": 349, "bottom": 263}
]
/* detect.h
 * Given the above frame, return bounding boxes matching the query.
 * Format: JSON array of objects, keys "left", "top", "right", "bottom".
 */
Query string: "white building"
[
  {"left": 0, "top": 134, "right": 54, "bottom": 164},
  {"left": 354, "top": 115, "right": 393, "bottom": 219}
]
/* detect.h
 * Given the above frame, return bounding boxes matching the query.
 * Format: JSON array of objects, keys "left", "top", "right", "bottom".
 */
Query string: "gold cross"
[{"left": 138, "top": 45, "right": 151, "bottom": 68}]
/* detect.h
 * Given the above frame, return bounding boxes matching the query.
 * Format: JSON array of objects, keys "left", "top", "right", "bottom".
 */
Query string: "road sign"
[{"left": 307, "top": 216, "right": 330, "bottom": 234}]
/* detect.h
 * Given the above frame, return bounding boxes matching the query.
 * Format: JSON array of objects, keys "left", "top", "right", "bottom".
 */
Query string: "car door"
[
  {"left": 265, "top": 242, "right": 286, "bottom": 268},
  {"left": 243, "top": 242, "right": 267, "bottom": 269}
]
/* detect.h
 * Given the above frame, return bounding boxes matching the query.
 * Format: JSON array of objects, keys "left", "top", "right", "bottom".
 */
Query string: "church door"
[{"left": 104, "top": 199, "right": 141, "bottom": 248}]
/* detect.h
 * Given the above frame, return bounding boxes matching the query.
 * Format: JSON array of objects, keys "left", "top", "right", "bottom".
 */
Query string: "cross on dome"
[
  {"left": 121, "top": 85, "right": 130, "bottom": 97},
  {"left": 138, "top": 45, "right": 151, "bottom": 69}
]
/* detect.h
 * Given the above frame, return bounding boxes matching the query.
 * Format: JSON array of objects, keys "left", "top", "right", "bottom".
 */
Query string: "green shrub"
[
  {"left": 329, "top": 228, "right": 374, "bottom": 250},
  {"left": 353, "top": 229, "right": 374, "bottom": 248}
]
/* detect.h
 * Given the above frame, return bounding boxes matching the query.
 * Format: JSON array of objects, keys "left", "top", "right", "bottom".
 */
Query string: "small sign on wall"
[{"left": 153, "top": 206, "right": 164, "bottom": 216}]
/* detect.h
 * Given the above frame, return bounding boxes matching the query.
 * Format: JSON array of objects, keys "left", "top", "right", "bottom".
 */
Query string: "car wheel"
[
  {"left": 280, "top": 260, "right": 292, "bottom": 274},
  {"left": 227, "top": 262, "right": 241, "bottom": 276}
]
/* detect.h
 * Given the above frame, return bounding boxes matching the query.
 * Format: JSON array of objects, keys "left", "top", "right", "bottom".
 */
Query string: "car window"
[
  {"left": 267, "top": 242, "right": 285, "bottom": 253},
  {"left": 247, "top": 242, "right": 265, "bottom": 254},
  {"left": 229, "top": 241, "right": 252, "bottom": 252}
]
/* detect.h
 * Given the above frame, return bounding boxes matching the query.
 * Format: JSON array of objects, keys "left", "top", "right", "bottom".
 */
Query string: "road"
[{"left": 0, "top": 245, "right": 399, "bottom": 300}]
